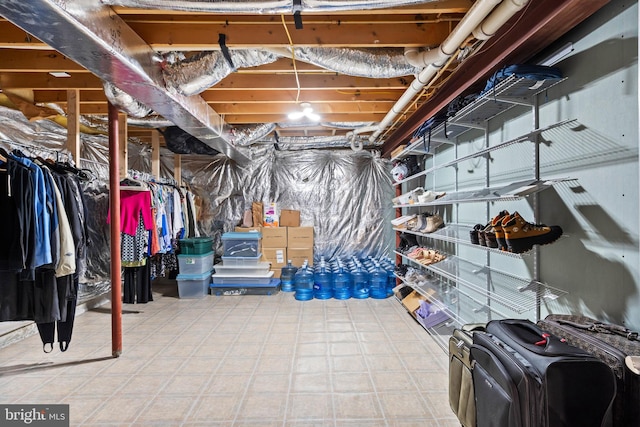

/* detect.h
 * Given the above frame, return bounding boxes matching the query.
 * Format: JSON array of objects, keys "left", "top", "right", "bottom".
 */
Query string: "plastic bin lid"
[
  {"left": 179, "top": 236, "right": 213, "bottom": 243},
  {"left": 221, "top": 254, "right": 263, "bottom": 261},
  {"left": 177, "top": 250, "right": 214, "bottom": 259},
  {"left": 210, "top": 278, "right": 281, "bottom": 288},
  {"left": 212, "top": 271, "right": 274, "bottom": 279},
  {"left": 176, "top": 269, "right": 214, "bottom": 281},
  {"left": 222, "top": 231, "right": 262, "bottom": 240}
]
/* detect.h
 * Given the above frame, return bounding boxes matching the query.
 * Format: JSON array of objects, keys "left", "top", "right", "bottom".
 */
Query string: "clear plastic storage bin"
[
  {"left": 220, "top": 254, "right": 263, "bottom": 267},
  {"left": 212, "top": 270, "right": 274, "bottom": 286},
  {"left": 178, "top": 251, "right": 214, "bottom": 275},
  {"left": 176, "top": 269, "right": 212, "bottom": 298},
  {"left": 221, "top": 232, "right": 261, "bottom": 257},
  {"left": 213, "top": 261, "right": 271, "bottom": 275}
]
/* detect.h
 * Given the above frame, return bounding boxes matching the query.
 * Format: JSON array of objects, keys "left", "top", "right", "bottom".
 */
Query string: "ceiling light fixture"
[
  {"left": 288, "top": 102, "right": 320, "bottom": 122},
  {"left": 49, "top": 71, "right": 71, "bottom": 78}
]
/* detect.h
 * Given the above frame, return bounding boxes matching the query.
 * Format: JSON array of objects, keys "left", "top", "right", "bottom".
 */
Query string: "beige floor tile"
[
  {"left": 296, "top": 342, "right": 327, "bottom": 357},
  {"left": 206, "top": 374, "right": 251, "bottom": 394},
  {"left": 378, "top": 392, "right": 433, "bottom": 419},
  {"left": 298, "top": 331, "right": 327, "bottom": 343},
  {"left": 333, "top": 392, "right": 383, "bottom": 419},
  {"left": 331, "top": 355, "right": 367, "bottom": 373},
  {"left": 255, "top": 355, "right": 293, "bottom": 374},
  {"left": 365, "top": 355, "right": 406, "bottom": 372},
  {"left": 294, "top": 356, "right": 329, "bottom": 374},
  {"left": 186, "top": 394, "right": 240, "bottom": 423},
  {"left": 235, "top": 392, "right": 287, "bottom": 420},
  {"left": 163, "top": 373, "right": 210, "bottom": 395},
  {"left": 134, "top": 395, "right": 195, "bottom": 423},
  {"left": 64, "top": 396, "right": 106, "bottom": 425},
  {"left": 329, "top": 342, "right": 360, "bottom": 356},
  {"left": 68, "top": 374, "right": 130, "bottom": 397},
  {"left": 0, "top": 286, "right": 455, "bottom": 426},
  {"left": 286, "top": 392, "right": 334, "bottom": 420},
  {"left": 247, "top": 373, "right": 291, "bottom": 393},
  {"left": 118, "top": 374, "right": 171, "bottom": 396},
  {"left": 85, "top": 396, "right": 150, "bottom": 424},
  {"left": 291, "top": 373, "right": 330, "bottom": 392},
  {"left": 332, "top": 372, "right": 373, "bottom": 393},
  {"left": 370, "top": 370, "right": 418, "bottom": 392},
  {"left": 216, "top": 357, "right": 257, "bottom": 374}
]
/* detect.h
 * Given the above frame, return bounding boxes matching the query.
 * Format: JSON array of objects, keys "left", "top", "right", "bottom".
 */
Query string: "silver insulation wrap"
[
  {"left": 101, "top": 0, "right": 438, "bottom": 13},
  {"left": 230, "top": 123, "right": 277, "bottom": 146},
  {"left": 102, "top": 82, "right": 154, "bottom": 119},
  {"left": 164, "top": 50, "right": 280, "bottom": 97},
  {"left": 165, "top": 47, "right": 419, "bottom": 97},
  {"left": 0, "top": 106, "right": 394, "bottom": 303},
  {"left": 292, "top": 47, "right": 421, "bottom": 78},
  {"left": 257, "top": 135, "right": 378, "bottom": 150}
]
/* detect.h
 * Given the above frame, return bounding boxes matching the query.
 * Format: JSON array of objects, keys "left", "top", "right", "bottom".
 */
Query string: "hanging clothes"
[{"left": 0, "top": 151, "right": 87, "bottom": 353}]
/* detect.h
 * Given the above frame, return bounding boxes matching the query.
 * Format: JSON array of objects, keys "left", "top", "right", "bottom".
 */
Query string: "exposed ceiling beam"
[{"left": 0, "top": 0, "right": 249, "bottom": 164}]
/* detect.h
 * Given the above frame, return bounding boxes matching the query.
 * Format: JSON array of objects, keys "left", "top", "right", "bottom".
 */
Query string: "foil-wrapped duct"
[
  {"left": 231, "top": 123, "right": 277, "bottom": 147},
  {"left": 103, "top": 81, "right": 153, "bottom": 118},
  {"left": 293, "top": 47, "right": 420, "bottom": 78},
  {"left": 164, "top": 50, "right": 280, "bottom": 96},
  {"left": 83, "top": 114, "right": 174, "bottom": 129},
  {"left": 257, "top": 135, "right": 379, "bottom": 150},
  {"left": 101, "top": 0, "right": 438, "bottom": 13}
]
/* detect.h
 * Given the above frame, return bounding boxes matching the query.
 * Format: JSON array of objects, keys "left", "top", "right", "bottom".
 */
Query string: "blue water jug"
[
  {"left": 313, "top": 258, "right": 333, "bottom": 300},
  {"left": 332, "top": 267, "right": 351, "bottom": 300},
  {"left": 350, "top": 265, "right": 369, "bottom": 299},
  {"left": 280, "top": 260, "right": 298, "bottom": 292},
  {"left": 294, "top": 265, "right": 314, "bottom": 301},
  {"left": 369, "top": 262, "right": 389, "bottom": 299}
]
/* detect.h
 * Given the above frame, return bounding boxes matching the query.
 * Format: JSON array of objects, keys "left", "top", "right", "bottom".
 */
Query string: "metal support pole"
[{"left": 108, "top": 102, "right": 123, "bottom": 358}]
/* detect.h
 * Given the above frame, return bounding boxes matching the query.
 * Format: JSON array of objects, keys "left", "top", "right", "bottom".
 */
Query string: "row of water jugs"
[{"left": 280, "top": 256, "right": 396, "bottom": 301}]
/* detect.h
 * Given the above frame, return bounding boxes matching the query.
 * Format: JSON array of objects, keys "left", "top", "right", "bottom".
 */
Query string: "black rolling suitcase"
[
  {"left": 471, "top": 319, "right": 617, "bottom": 427},
  {"left": 449, "top": 324, "right": 485, "bottom": 427},
  {"left": 538, "top": 314, "right": 640, "bottom": 427}
]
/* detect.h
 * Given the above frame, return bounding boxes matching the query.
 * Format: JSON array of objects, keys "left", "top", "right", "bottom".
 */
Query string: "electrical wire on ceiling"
[{"left": 281, "top": 14, "right": 301, "bottom": 103}]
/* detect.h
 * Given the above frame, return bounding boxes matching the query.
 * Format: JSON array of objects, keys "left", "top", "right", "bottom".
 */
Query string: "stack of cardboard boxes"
[{"left": 236, "top": 208, "right": 314, "bottom": 279}]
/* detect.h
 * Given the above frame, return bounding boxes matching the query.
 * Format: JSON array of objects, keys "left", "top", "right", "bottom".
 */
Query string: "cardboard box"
[
  {"left": 262, "top": 247, "right": 287, "bottom": 269},
  {"left": 234, "top": 226, "right": 262, "bottom": 232},
  {"left": 280, "top": 210, "right": 300, "bottom": 227},
  {"left": 263, "top": 202, "right": 279, "bottom": 227},
  {"left": 287, "top": 226, "right": 314, "bottom": 248},
  {"left": 401, "top": 289, "right": 436, "bottom": 316},
  {"left": 288, "top": 247, "right": 314, "bottom": 267},
  {"left": 262, "top": 227, "right": 287, "bottom": 247}
]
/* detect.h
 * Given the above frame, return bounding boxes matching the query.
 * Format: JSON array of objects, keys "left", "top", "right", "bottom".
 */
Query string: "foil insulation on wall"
[
  {"left": 176, "top": 145, "right": 395, "bottom": 261},
  {"left": 0, "top": 107, "right": 394, "bottom": 303}
]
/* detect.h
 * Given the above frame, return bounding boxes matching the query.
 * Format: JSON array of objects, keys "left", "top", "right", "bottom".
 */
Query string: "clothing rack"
[
  {"left": 128, "top": 169, "right": 178, "bottom": 187},
  {"left": 0, "top": 138, "right": 73, "bottom": 163}
]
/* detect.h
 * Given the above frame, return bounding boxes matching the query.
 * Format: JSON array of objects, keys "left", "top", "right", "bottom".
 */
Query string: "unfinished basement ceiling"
[{"left": 0, "top": 0, "right": 610, "bottom": 161}]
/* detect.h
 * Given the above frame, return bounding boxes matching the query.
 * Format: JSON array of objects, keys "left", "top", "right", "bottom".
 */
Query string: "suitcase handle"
[
  {"left": 557, "top": 319, "right": 640, "bottom": 341},
  {"left": 496, "top": 319, "right": 572, "bottom": 356}
]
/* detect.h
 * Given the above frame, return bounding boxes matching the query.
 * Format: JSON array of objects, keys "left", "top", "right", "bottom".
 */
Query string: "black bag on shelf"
[
  {"left": 402, "top": 155, "right": 422, "bottom": 177},
  {"left": 472, "top": 319, "right": 616, "bottom": 427},
  {"left": 538, "top": 314, "right": 640, "bottom": 427},
  {"left": 411, "top": 110, "right": 448, "bottom": 153},
  {"left": 480, "top": 64, "right": 563, "bottom": 96}
]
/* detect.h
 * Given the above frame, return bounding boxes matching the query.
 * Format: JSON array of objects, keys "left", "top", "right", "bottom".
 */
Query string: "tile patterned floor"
[{"left": 0, "top": 283, "right": 458, "bottom": 426}]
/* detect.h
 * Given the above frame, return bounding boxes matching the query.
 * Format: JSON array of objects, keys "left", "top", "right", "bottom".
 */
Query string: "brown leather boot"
[
  {"left": 501, "top": 211, "right": 563, "bottom": 254},
  {"left": 490, "top": 210, "right": 510, "bottom": 251}
]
